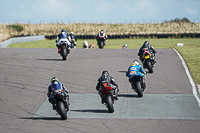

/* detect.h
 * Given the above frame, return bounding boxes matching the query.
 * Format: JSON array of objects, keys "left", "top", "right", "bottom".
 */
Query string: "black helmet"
[
  {"left": 144, "top": 41, "right": 150, "bottom": 45},
  {"left": 100, "top": 30, "right": 104, "bottom": 34},
  {"left": 102, "top": 70, "right": 109, "bottom": 75}
]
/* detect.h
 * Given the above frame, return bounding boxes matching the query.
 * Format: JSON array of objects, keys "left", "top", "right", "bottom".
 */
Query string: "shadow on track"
[
  {"left": 37, "top": 59, "right": 64, "bottom": 61},
  {"left": 118, "top": 71, "right": 127, "bottom": 73},
  {"left": 118, "top": 94, "right": 139, "bottom": 98},
  {"left": 19, "top": 117, "right": 61, "bottom": 120},
  {"left": 70, "top": 109, "right": 108, "bottom": 113}
]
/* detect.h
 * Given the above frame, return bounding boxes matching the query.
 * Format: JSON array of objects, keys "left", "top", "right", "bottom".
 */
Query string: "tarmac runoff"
[{"left": 34, "top": 93, "right": 200, "bottom": 119}]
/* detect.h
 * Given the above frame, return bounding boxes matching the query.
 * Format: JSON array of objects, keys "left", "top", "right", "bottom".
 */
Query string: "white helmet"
[{"left": 133, "top": 60, "right": 139, "bottom": 65}]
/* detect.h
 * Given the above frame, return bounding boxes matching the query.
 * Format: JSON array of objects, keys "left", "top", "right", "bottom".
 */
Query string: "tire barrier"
[{"left": 45, "top": 33, "right": 200, "bottom": 40}]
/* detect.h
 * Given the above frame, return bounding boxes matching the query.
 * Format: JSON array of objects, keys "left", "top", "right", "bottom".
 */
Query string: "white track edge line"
[{"left": 173, "top": 48, "right": 200, "bottom": 107}]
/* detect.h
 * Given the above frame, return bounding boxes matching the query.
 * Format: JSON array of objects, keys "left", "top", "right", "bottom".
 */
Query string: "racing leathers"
[
  {"left": 126, "top": 63, "right": 146, "bottom": 89},
  {"left": 47, "top": 82, "right": 69, "bottom": 110},
  {"left": 55, "top": 31, "right": 71, "bottom": 53},
  {"left": 96, "top": 32, "right": 108, "bottom": 46},
  {"left": 138, "top": 41, "right": 156, "bottom": 63},
  {"left": 69, "top": 33, "right": 77, "bottom": 47},
  {"left": 96, "top": 73, "right": 119, "bottom": 102}
]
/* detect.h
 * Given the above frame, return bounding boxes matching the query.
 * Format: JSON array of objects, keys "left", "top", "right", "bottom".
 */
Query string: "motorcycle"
[
  {"left": 130, "top": 75, "right": 146, "bottom": 97},
  {"left": 97, "top": 36, "right": 106, "bottom": 49},
  {"left": 100, "top": 84, "right": 115, "bottom": 113},
  {"left": 59, "top": 41, "right": 69, "bottom": 60},
  {"left": 141, "top": 49, "right": 155, "bottom": 73},
  {"left": 70, "top": 39, "right": 76, "bottom": 48},
  {"left": 52, "top": 89, "right": 69, "bottom": 120}
]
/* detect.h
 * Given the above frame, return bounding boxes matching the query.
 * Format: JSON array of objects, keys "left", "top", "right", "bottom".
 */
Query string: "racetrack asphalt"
[{"left": 0, "top": 48, "right": 200, "bottom": 133}]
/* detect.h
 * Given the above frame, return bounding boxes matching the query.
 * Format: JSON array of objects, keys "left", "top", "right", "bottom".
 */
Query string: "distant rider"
[
  {"left": 96, "top": 30, "right": 108, "bottom": 46},
  {"left": 55, "top": 29, "right": 71, "bottom": 53},
  {"left": 96, "top": 70, "right": 119, "bottom": 103},
  {"left": 47, "top": 77, "right": 69, "bottom": 111},
  {"left": 69, "top": 31, "right": 77, "bottom": 48},
  {"left": 83, "top": 40, "right": 89, "bottom": 49},
  {"left": 138, "top": 41, "right": 156, "bottom": 63},
  {"left": 126, "top": 60, "right": 146, "bottom": 90}
]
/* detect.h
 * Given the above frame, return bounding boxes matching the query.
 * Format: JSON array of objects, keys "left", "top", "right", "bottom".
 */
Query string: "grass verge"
[{"left": 8, "top": 38, "right": 200, "bottom": 84}]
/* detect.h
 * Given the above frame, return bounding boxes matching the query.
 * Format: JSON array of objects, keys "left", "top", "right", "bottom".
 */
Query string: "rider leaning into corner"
[
  {"left": 55, "top": 29, "right": 71, "bottom": 53},
  {"left": 96, "top": 30, "right": 108, "bottom": 46},
  {"left": 138, "top": 41, "right": 157, "bottom": 64},
  {"left": 47, "top": 77, "right": 70, "bottom": 111},
  {"left": 96, "top": 70, "right": 119, "bottom": 103},
  {"left": 126, "top": 60, "right": 146, "bottom": 90}
]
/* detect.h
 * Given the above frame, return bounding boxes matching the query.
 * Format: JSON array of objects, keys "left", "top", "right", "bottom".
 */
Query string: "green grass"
[{"left": 8, "top": 38, "right": 200, "bottom": 84}]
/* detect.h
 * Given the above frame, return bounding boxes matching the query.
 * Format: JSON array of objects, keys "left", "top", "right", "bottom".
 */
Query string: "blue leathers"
[
  {"left": 47, "top": 81, "right": 69, "bottom": 103},
  {"left": 126, "top": 63, "right": 146, "bottom": 78}
]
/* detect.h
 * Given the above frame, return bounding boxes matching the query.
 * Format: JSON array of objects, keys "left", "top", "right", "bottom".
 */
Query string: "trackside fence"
[{"left": 0, "top": 35, "right": 45, "bottom": 48}]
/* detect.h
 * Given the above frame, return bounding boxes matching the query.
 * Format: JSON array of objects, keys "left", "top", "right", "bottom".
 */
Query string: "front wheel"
[
  {"left": 136, "top": 81, "right": 143, "bottom": 97},
  {"left": 57, "top": 101, "right": 67, "bottom": 120},
  {"left": 105, "top": 95, "right": 114, "bottom": 113},
  {"left": 98, "top": 41, "right": 104, "bottom": 49}
]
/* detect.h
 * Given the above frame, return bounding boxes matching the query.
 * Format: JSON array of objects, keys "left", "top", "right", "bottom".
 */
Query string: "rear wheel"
[
  {"left": 57, "top": 101, "right": 67, "bottom": 120},
  {"left": 61, "top": 45, "right": 67, "bottom": 60},
  {"left": 136, "top": 81, "right": 143, "bottom": 97},
  {"left": 146, "top": 60, "right": 153, "bottom": 73},
  {"left": 106, "top": 95, "right": 114, "bottom": 113}
]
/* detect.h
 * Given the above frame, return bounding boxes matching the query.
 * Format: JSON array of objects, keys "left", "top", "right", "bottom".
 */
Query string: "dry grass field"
[{"left": 1, "top": 22, "right": 200, "bottom": 41}]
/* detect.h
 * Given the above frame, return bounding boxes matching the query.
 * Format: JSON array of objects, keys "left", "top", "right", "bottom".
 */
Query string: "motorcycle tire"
[
  {"left": 136, "top": 81, "right": 143, "bottom": 97},
  {"left": 57, "top": 101, "right": 67, "bottom": 120},
  {"left": 71, "top": 43, "right": 74, "bottom": 48},
  {"left": 61, "top": 45, "right": 67, "bottom": 60},
  {"left": 106, "top": 95, "right": 114, "bottom": 113},
  {"left": 146, "top": 60, "right": 153, "bottom": 73},
  {"left": 99, "top": 41, "right": 104, "bottom": 49}
]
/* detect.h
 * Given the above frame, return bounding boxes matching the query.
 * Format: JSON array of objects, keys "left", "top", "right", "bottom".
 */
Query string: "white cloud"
[{"left": 186, "top": 8, "right": 198, "bottom": 15}]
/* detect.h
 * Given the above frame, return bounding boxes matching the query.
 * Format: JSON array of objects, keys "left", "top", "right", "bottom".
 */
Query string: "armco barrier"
[
  {"left": 45, "top": 33, "right": 200, "bottom": 40},
  {"left": 0, "top": 35, "right": 45, "bottom": 48}
]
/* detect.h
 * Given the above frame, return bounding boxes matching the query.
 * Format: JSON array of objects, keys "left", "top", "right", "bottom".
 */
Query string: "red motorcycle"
[
  {"left": 141, "top": 49, "right": 155, "bottom": 73},
  {"left": 100, "top": 83, "right": 114, "bottom": 113}
]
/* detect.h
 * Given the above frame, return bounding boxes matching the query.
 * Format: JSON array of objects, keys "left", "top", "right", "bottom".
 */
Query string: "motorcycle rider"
[
  {"left": 96, "top": 70, "right": 119, "bottom": 103},
  {"left": 69, "top": 31, "right": 77, "bottom": 48},
  {"left": 96, "top": 30, "right": 108, "bottom": 46},
  {"left": 138, "top": 41, "right": 156, "bottom": 64},
  {"left": 47, "top": 77, "right": 69, "bottom": 111},
  {"left": 55, "top": 29, "right": 71, "bottom": 53},
  {"left": 126, "top": 60, "right": 146, "bottom": 90}
]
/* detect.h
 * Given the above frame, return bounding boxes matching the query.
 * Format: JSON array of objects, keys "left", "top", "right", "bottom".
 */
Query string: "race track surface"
[{"left": 0, "top": 48, "right": 200, "bottom": 133}]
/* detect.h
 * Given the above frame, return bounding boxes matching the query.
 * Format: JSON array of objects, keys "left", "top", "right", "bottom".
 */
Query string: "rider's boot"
[
  {"left": 52, "top": 104, "right": 56, "bottom": 110},
  {"left": 114, "top": 95, "right": 118, "bottom": 100}
]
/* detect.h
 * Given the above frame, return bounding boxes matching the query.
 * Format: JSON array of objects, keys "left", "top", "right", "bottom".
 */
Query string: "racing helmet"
[
  {"left": 100, "top": 30, "right": 104, "bottom": 34},
  {"left": 70, "top": 31, "right": 74, "bottom": 35},
  {"left": 132, "top": 60, "right": 139, "bottom": 65},
  {"left": 51, "top": 77, "right": 59, "bottom": 84},
  {"left": 144, "top": 41, "right": 150, "bottom": 45},
  {"left": 61, "top": 29, "right": 66, "bottom": 33},
  {"left": 102, "top": 70, "right": 109, "bottom": 76}
]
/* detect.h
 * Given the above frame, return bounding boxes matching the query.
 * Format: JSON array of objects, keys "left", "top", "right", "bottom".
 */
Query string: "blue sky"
[{"left": 0, "top": 0, "right": 200, "bottom": 24}]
